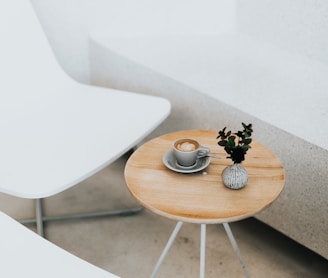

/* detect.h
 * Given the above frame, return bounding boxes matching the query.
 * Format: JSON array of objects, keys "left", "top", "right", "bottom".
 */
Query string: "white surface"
[
  {"left": 30, "top": 0, "right": 235, "bottom": 82},
  {"left": 0, "top": 211, "right": 119, "bottom": 277},
  {"left": 92, "top": 34, "right": 328, "bottom": 151},
  {"left": 0, "top": 1, "right": 170, "bottom": 198},
  {"left": 236, "top": 0, "right": 328, "bottom": 65}
]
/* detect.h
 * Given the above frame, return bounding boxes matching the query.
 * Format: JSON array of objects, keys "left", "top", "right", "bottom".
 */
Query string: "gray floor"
[{"left": 1, "top": 153, "right": 328, "bottom": 278}]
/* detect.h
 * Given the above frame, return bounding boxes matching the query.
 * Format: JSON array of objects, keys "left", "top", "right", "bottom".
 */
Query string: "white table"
[
  {"left": 0, "top": 84, "right": 169, "bottom": 199},
  {"left": 0, "top": 83, "right": 170, "bottom": 236},
  {"left": 0, "top": 1, "right": 171, "bottom": 236},
  {"left": 0, "top": 211, "right": 119, "bottom": 277}
]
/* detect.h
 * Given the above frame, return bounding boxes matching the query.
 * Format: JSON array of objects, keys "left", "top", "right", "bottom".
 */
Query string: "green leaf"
[
  {"left": 227, "top": 138, "right": 236, "bottom": 147},
  {"left": 218, "top": 141, "right": 227, "bottom": 146},
  {"left": 242, "top": 138, "right": 252, "bottom": 145},
  {"left": 235, "top": 131, "right": 243, "bottom": 138},
  {"left": 242, "top": 145, "right": 249, "bottom": 151},
  {"left": 225, "top": 147, "right": 232, "bottom": 154}
]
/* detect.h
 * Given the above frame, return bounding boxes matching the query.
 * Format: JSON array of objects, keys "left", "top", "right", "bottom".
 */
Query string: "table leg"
[
  {"left": 151, "top": 221, "right": 183, "bottom": 278},
  {"left": 36, "top": 198, "right": 44, "bottom": 237},
  {"left": 200, "top": 224, "right": 206, "bottom": 278},
  {"left": 21, "top": 199, "right": 143, "bottom": 238},
  {"left": 223, "top": 223, "right": 250, "bottom": 278}
]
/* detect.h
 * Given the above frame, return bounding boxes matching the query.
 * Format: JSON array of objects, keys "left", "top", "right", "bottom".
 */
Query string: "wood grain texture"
[{"left": 125, "top": 130, "right": 285, "bottom": 224}]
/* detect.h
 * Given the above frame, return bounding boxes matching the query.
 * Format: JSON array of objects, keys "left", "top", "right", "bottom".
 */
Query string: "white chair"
[
  {"left": 0, "top": 1, "right": 170, "bottom": 236},
  {"left": 0, "top": 211, "right": 120, "bottom": 277}
]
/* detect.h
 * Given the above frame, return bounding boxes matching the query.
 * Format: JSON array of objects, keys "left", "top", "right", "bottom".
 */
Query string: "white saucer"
[{"left": 162, "top": 149, "right": 211, "bottom": 173}]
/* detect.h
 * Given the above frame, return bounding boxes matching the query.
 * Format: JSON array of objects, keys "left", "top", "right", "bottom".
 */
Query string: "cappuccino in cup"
[
  {"left": 175, "top": 139, "right": 199, "bottom": 152},
  {"left": 173, "top": 138, "right": 210, "bottom": 167}
]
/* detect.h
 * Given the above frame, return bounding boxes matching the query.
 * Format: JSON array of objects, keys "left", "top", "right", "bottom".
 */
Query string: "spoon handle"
[{"left": 199, "top": 154, "right": 220, "bottom": 159}]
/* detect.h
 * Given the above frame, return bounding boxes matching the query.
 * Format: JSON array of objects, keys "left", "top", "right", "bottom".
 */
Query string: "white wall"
[
  {"left": 236, "top": 0, "right": 328, "bottom": 65},
  {"left": 31, "top": 0, "right": 235, "bottom": 83},
  {"left": 30, "top": 0, "right": 328, "bottom": 82}
]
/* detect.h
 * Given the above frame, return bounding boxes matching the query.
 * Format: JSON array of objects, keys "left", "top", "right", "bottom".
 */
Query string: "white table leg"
[
  {"left": 21, "top": 198, "right": 143, "bottom": 238},
  {"left": 36, "top": 198, "right": 44, "bottom": 237},
  {"left": 223, "top": 223, "right": 250, "bottom": 278},
  {"left": 151, "top": 221, "right": 184, "bottom": 278},
  {"left": 200, "top": 224, "right": 206, "bottom": 278}
]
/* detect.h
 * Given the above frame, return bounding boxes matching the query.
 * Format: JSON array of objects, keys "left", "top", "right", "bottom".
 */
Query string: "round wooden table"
[{"left": 125, "top": 130, "right": 285, "bottom": 278}]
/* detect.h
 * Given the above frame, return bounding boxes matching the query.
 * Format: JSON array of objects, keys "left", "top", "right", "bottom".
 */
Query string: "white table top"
[
  {"left": 0, "top": 211, "right": 119, "bottom": 277},
  {"left": 0, "top": 83, "right": 170, "bottom": 198},
  {"left": 0, "top": 1, "right": 170, "bottom": 198},
  {"left": 92, "top": 34, "right": 328, "bottom": 151}
]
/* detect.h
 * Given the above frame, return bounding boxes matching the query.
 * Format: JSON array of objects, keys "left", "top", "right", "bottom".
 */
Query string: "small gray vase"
[{"left": 221, "top": 163, "right": 248, "bottom": 190}]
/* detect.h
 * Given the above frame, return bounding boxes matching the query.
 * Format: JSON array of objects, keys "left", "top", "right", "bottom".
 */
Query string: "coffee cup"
[{"left": 173, "top": 138, "right": 210, "bottom": 167}]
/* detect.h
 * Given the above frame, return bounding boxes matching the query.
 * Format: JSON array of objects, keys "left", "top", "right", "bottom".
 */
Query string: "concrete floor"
[{"left": 1, "top": 153, "right": 328, "bottom": 278}]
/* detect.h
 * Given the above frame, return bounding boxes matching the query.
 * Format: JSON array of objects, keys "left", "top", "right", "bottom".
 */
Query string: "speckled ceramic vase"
[{"left": 221, "top": 163, "right": 248, "bottom": 190}]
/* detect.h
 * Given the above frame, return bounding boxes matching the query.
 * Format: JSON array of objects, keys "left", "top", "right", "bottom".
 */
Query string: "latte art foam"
[{"left": 176, "top": 141, "right": 197, "bottom": 152}]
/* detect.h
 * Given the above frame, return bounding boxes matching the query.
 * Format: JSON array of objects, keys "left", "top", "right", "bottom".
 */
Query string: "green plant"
[{"left": 216, "top": 123, "right": 253, "bottom": 164}]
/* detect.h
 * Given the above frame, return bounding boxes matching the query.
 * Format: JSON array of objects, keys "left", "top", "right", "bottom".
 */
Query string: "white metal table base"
[
  {"left": 151, "top": 221, "right": 250, "bottom": 278},
  {"left": 223, "top": 223, "right": 250, "bottom": 277},
  {"left": 20, "top": 198, "right": 143, "bottom": 237}
]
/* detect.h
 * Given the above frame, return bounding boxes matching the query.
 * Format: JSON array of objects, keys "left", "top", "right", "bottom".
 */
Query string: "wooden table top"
[{"left": 124, "top": 130, "right": 285, "bottom": 224}]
